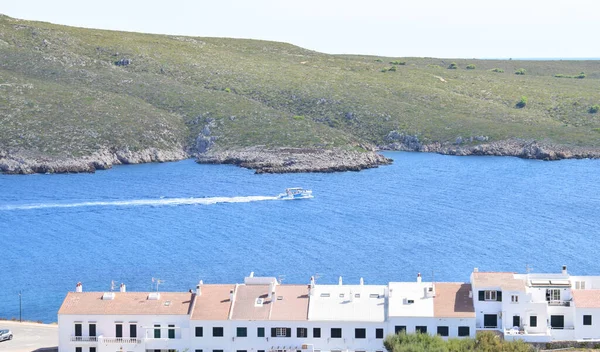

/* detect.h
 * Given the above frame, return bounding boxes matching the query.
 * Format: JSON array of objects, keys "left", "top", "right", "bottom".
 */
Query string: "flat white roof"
[
  {"left": 388, "top": 282, "right": 434, "bottom": 318},
  {"left": 308, "top": 284, "right": 386, "bottom": 322}
]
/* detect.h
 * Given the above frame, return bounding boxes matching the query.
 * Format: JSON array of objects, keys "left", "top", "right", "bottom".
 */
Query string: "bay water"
[{"left": 1, "top": 152, "right": 599, "bottom": 323}]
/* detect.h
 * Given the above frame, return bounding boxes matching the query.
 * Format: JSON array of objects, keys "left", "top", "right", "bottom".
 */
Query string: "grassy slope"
[{"left": 1, "top": 14, "right": 599, "bottom": 160}]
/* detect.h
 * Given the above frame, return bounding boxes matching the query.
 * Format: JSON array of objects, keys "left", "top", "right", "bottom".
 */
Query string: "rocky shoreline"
[
  {"left": 379, "top": 138, "right": 600, "bottom": 160},
  {"left": 195, "top": 147, "right": 393, "bottom": 174},
  {"left": 2, "top": 139, "right": 600, "bottom": 175},
  {"left": 0, "top": 147, "right": 189, "bottom": 174}
]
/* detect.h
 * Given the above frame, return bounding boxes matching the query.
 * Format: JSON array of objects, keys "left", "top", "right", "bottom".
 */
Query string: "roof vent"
[
  {"left": 277, "top": 296, "right": 283, "bottom": 300},
  {"left": 320, "top": 293, "right": 330, "bottom": 297},
  {"left": 255, "top": 298, "right": 264, "bottom": 307},
  {"left": 164, "top": 300, "right": 171, "bottom": 306},
  {"left": 148, "top": 292, "right": 161, "bottom": 300},
  {"left": 102, "top": 292, "right": 115, "bottom": 300}
]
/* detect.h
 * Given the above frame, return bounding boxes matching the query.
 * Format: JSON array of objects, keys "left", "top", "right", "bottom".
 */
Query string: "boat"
[{"left": 277, "top": 187, "right": 313, "bottom": 200}]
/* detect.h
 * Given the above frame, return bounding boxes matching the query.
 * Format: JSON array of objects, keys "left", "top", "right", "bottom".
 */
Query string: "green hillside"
[{"left": 1, "top": 14, "right": 599, "bottom": 168}]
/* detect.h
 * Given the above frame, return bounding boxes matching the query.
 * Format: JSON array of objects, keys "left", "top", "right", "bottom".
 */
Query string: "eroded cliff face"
[
  {"left": 195, "top": 147, "right": 393, "bottom": 174},
  {"left": 0, "top": 147, "right": 189, "bottom": 174},
  {"left": 380, "top": 136, "right": 600, "bottom": 161}
]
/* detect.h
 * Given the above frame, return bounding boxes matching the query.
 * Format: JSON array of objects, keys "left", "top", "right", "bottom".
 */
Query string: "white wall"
[
  {"left": 59, "top": 314, "right": 190, "bottom": 352},
  {"left": 574, "top": 308, "right": 600, "bottom": 340}
]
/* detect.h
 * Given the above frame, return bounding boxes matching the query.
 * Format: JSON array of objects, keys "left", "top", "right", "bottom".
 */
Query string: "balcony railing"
[
  {"left": 99, "top": 337, "right": 142, "bottom": 344},
  {"left": 547, "top": 300, "right": 571, "bottom": 307},
  {"left": 70, "top": 336, "right": 97, "bottom": 342}
]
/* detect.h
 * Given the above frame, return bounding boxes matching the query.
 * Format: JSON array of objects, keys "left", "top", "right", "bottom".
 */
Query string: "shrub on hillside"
[
  {"left": 390, "top": 61, "right": 406, "bottom": 65},
  {"left": 292, "top": 115, "right": 305, "bottom": 120},
  {"left": 516, "top": 96, "right": 528, "bottom": 108},
  {"left": 383, "top": 331, "right": 532, "bottom": 352},
  {"left": 427, "top": 64, "right": 442, "bottom": 69},
  {"left": 590, "top": 104, "right": 600, "bottom": 114},
  {"left": 448, "top": 62, "right": 458, "bottom": 69},
  {"left": 224, "top": 87, "right": 231, "bottom": 93},
  {"left": 576, "top": 72, "right": 586, "bottom": 79},
  {"left": 491, "top": 68, "right": 504, "bottom": 73},
  {"left": 466, "top": 64, "right": 476, "bottom": 69},
  {"left": 515, "top": 68, "right": 526, "bottom": 75},
  {"left": 374, "top": 59, "right": 383, "bottom": 62}
]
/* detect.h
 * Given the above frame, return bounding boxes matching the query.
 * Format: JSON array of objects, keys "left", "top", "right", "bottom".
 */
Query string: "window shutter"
[
  {"left": 478, "top": 291, "right": 485, "bottom": 301},
  {"left": 286, "top": 328, "right": 291, "bottom": 337},
  {"left": 497, "top": 291, "right": 502, "bottom": 302},
  {"left": 271, "top": 328, "right": 276, "bottom": 337}
]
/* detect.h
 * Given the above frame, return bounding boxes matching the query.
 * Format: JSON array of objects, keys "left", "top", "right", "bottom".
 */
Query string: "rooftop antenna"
[
  {"left": 152, "top": 277, "right": 164, "bottom": 291},
  {"left": 110, "top": 280, "right": 115, "bottom": 292},
  {"left": 525, "top": 264, "right": 533, "bottom": 274},
  {"left": 314, "top": 273, "right": 322, "bottom": 284},
  {"left": 278, "top": 275, "right": 286, "bottom": 285}
]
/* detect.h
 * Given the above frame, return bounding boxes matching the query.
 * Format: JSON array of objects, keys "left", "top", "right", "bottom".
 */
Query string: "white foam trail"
[{"left": 0, "top": 196, "right": 279, "bottom": 211}]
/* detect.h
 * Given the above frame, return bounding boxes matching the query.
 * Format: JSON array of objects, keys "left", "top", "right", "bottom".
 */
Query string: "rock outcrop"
[
  {"left": 0, "top": 147, "right": 188, "bottom": 174},
  {"left": 379, "top": 137, "right": 600, "bottom": 161},
  {"left": 195, "top": 147, "right": 393, "bottom": 174}
]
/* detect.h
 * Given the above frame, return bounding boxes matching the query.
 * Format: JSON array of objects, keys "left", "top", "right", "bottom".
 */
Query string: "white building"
[
  {"left": 59, "top": 266, "right": 600, "bottom": 352},
  {"left": 471, "top": 266, "right": 600, "bottom": 342}
]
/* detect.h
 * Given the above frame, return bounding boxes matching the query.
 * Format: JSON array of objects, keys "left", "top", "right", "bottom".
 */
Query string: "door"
[
  {"left": 484, "top": 314, "right": 498, "bottom": 328},
  {"left": 551, "top": 315, "right": 565, "bottom": 329},
  {"left": 512, "top": 315, "right": 520, "bottom": 328}
]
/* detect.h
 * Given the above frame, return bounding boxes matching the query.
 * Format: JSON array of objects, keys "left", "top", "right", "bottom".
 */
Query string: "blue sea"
[{"left": 1, "top": 152, "right": 600, "bottom": 323}]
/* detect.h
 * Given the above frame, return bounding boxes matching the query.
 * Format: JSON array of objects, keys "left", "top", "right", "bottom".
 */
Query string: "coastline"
[{"left": 1, "top": 139, "right": 599, "bottom": 175}]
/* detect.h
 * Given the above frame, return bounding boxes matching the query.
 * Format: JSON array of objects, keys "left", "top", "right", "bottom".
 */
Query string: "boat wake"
[{"left": 0, "top": 196, "right": 280, "bottom": 211}]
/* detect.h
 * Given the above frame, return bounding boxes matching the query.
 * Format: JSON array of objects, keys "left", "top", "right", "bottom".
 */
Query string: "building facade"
[{"left": 59, "top": 266, "right": 600, "bottom": 352}]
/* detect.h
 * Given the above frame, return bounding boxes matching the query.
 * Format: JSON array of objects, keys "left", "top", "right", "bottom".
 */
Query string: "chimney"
[
  {"left": 196, "top": 280, "right": 203, "bottom": 296},
  {"left": 75, "top": 282, "right": 82, "bottom": 292},
  {"left": 562, "top": 265, "right": 568, "bottom": 275},
  {"left": 268, "top": 282, "right": 275, "bottom": 300},
  {"left": 338, "top": 276, "right": 343, "bottom": 285},
  {"left": 310, "top": 276, "right": 315, "bottom": 289},
  {"left": 120, "top": 283, "right": 126, "bottom": 292},
  {"left": 359, "top": 277, "right": 364, "bottom": 285},
  {"left": 473, "top": 267, "right": 479, "bottom": 273},
  {"left": 417, "top": 273, "right": 422, "bottom": 283},
  {"left": 250, "top": 272, "right": 254, "bottom": 278},
  {"left": 229, "top": 289, "right": 234, "bottom": 301}
]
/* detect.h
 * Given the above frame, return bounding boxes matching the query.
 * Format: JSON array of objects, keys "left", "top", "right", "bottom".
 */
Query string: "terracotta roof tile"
[
  {"left": 270, "top": 285, "right": 309, "bottom": 321},
  {"left": 230, "top": 285, "right": 271, "bottom": 320},
  {"left": 433, "top": 283, "right": 475, "bottom": 318},
  {"left": 471, "top": 272, "right": 526, "bottom": 291},
  {"left": 191, "top": 285, "right": 235, "bottom": 320},
  {"left": 572, "top": 289, "right": 600, "bottom": 308},
  {"left": 58, "top": 292, "right": 192, "bottom": 315}
]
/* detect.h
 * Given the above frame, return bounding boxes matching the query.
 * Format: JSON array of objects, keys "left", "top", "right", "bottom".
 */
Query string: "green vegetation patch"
[{"left": 384, "top": 331, "right": 532, "bottom": 352}]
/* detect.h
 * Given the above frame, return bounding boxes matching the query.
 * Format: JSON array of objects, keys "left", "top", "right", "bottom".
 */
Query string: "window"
[
  {"left": 115, "top": 324, "right": 123, "bottom": 338},
  {"left": 237, "top": 327, "right": 247, "bottom": 337},
  {"left": 74, "top": 323, "right": 82, "bottom": 337},
  {"left": 530, "top": 316, "right": 537, "bottom": 327},
  {"left": 195, "top": 326, "right": 203, "bottom": 337},
  {"left": 584, "top": 315, "right": 592, "bottom": 326},
  {"left": 458, "top": 326, "right": 470, "bottom": 337},
  {"left": 478, "top": 290, "right": 502, "bottom": 301},
  {"left": 407, "top": 299, "right": 415, "bottom": 304},
  {"left": 195, "top": 350, "right": 203, "bottom": 352},
  {"left": 237, "top": 350, "right": 248, "bottom": 352},
  {"left": 512, "top": 315, "right": 520, "bottom": 328},
  {"left": 437, "top": 326, "right": 449, "bottom": 337},
  {"left": 416, "top": 326, "right": 427, "bottom": 334},
  {"left": 313, "top": 327, "right": 321, "bottom": 338},
  {"left": 257, "top": 327, "right": 265, "bottom": 337},
  {"left": 168, "top": 325, "right": 175, "bottom": 339},
  {"left": 130, "top": 324, "right": 137, "bottom": 338},
  {"left": 511, "top": 295, "right": 519, "bottom": 303},
  {"left": 546, "top": 289, "right": 561, "bottom": 301},
  {"left": 88, "top": 323, "right": 95, "bottom": 337},
  {"left": 297, "top": 327, "right": 308, "bottom": 338},
  {"left": 75, "top": 348, "right": 82, "bottom": 352},
  {"left": 485, "top": 290, "right": 497, "bottom": 301},
  {"left": 576, "top": 281, "right": 586, "bottom": 289},
  {"left": 90, "top": 348, "right": 96, "bottom": 352},
  {"left": 277, "top": 327, "right": 288, "bottom": 337},
  {"left": 154, "top": 324, "right": 161, "bottom": 338},
  {"left": 550, "top": 315, "right": 565, "bottom": 329},
  {"left": 376, "top": 328, "right": 384, "bottom": 339},
  {"left": 213, "top": 327, "right": 224, "bottom": 337},
  {"left": 258, "top": 350, "right": 265, "bottom": 352},
  {"left": 331, "top": 328, "right": 342, "bottom": 338},
  {"left": 355, "top": 328, "right": 366, "bottom": 339},
  {"left": 394, "top": 326, "right": 406, "bottom": 334},
  {"left": 213, "top": 350, "right": 224, "bottom": 352}
]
